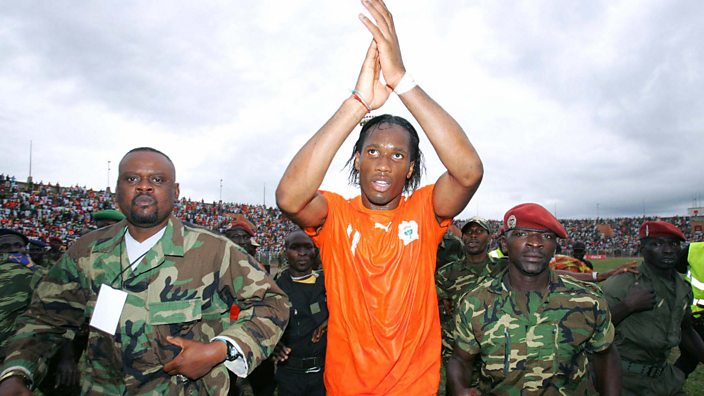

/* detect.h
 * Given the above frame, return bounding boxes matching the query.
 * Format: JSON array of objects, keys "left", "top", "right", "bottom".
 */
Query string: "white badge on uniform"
[{"left": 89, "top": 284, "right": 128, "bottom": 335}]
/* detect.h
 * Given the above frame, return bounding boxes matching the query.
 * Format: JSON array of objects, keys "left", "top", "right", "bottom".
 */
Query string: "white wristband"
[
  {"left": 592, "top": 272, "right": 598, "bottom": 281},
  {"left": 393, "top": 72, "right": 417, "bottom": 95}
]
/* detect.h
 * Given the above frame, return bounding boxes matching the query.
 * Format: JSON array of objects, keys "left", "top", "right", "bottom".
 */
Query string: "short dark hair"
[
  {"left": 344, "top": 114, "right": 424, "bottom": 194},
  {"left": 123, "top": 147, "right": 174, "bottom": 165},
  {"left": 119, "top": 147, "right": 176, "bottom": 178}
]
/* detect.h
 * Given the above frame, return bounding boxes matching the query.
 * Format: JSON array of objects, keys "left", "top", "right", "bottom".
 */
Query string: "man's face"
[
  {"left": 354, "top": 123, "right": 415, "bottom": 211},
  {"left": 28, "top": 243, "right": 45, "bottom": 256},
  {"left": 115, "top": 151, "right": 179, "bottom": 229},
  {"left": 573, "top": 248, "right": 586, "bottom": 260},
  {"left": 506, "top": 228, "right": 557, "bottom": 276},
  {"left": 285, "top": 232, "right": 316, "bottom": 275},
  {"left": 0, "top": 234, "right": 26, "bottom": 254},
  {"left": 225, "top": 228, "right": 256, "bottom": 256},
  {"left": 641, "top": 236, "right": 681, "bottom": 272},
  {"left": 462, "top": 223, "right": 490, "bottom": 257}
]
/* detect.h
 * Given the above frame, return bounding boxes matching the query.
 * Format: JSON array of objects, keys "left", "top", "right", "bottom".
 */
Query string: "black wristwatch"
[{"left": 216, "top": 338, "right": 242, "bottom": 361}]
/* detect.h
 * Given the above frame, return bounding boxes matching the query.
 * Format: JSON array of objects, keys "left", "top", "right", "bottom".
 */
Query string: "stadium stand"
[{"left": 1, "top": 174, "right": 699, "bottom": 264}]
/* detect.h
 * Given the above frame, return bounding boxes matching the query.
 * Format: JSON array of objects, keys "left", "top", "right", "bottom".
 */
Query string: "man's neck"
[
  {"left": 644, "top": 261, "right": 675, "bottom": 279},
  {"left": 506, "top": 266, "right": 549, "bottom": 293},
  {"left": 465, "top": 252, "right": 489, "bottom": 266},
  {"left": 289, "top": 268, "right": 314, "bottom": 279},
  {"left": 126, "top": 221, "right": 169, "bottom": 243}
]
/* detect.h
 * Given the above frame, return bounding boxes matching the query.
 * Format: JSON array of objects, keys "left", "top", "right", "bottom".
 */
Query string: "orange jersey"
[{"left": 306, "top": 185, "right": 450, "bottom": 395}]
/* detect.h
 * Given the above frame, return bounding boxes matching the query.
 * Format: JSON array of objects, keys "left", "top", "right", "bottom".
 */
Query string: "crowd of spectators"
[
  {"left": 1, "top": 174, "right": 700, "bottom": 263},
  {"left": 469, "top": 217, "right": 699, "bottom": 257},
  {"left": 0, "top": 175, "right": 298, "bottom": 263}
]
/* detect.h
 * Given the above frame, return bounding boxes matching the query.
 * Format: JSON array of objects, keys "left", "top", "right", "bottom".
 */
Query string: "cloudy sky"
[{"left": 1, "top": 0, "right": 702, "bottom": 220}]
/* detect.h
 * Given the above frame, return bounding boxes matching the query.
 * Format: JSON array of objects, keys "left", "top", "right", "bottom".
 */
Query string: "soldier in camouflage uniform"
[
  {"left": 0, "top": 148, "right": 290, "bottom": 396},
  {"left": 436, "top": 225, "right": 465, "bottom": 271},
  {"left": 436, "top": 217, "right": 499, "bottom": 361},
  {"left": 601, "top": 221, "right": 704, "bottom": 396},
  {"left": 448, "top": 203, "right": 621, "bottom": 395},
  {"left": 0, "top": 229, "right": 38, "bottom": 357}
]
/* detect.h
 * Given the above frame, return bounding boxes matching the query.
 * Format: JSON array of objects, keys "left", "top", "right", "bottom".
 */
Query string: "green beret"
[{"left": 93, "top": 209, "right": 126, "bottom": 222}]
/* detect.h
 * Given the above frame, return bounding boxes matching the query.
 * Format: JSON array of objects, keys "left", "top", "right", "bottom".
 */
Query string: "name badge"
[{"left": 89, "top": 284, "right": 128, "bottom": 335}]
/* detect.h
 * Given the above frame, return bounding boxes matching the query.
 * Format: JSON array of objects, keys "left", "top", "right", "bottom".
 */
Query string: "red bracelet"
[{"left": 351, "top": 90, "right": 371, "bottom": 113}]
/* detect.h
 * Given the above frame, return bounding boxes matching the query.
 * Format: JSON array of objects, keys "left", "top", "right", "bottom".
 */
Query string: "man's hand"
[
  {"left": 442, "top": 298, "right": 454, "bottom": 316},
  {"left": 162, "top": 336, "right": 226, "bottom": 380},
  {"left": 55, "top": 355, "right": 80, "bottom": 388},
  {"left": 311, "top": 321, "right": 328, "bottom": 343},
  {"left": 0, "top": 376, "right": 31, "bottom": 396},
  {"left": 604, "top": 261, "right": 639, "bottom": 279},
  {"left": 272, "top": 342, "right": 292, "bottom": 363},
  {"left": 359, "top": 0, "right": 406, "bottom": 88},
  {"left": 624, "top": 283, "right": 657, "bottom": 313},
  {"left": 55, "top": 342, "right": 79, "bottom": 388},
  {"left": 353, "top": 0, "right": 409, "bottom": 111},
  {"left": 353, "top": 40, "right": 391, "bottom": 111}
]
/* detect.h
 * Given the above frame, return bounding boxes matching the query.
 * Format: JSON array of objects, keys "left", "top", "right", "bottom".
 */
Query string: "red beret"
[
  {"left": 503, "top": 203, "right": 567, "bottom": 238},
  {"left": 228, "top": 215, "right": 256, "bottom": 237},
  {"left": 639, "top": 221, "right": 685, "bottom": 241}
]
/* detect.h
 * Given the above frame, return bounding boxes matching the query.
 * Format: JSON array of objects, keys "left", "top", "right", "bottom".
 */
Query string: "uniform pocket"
[{"left": 147, "top": 299, "right": 202, "bottom": 325}]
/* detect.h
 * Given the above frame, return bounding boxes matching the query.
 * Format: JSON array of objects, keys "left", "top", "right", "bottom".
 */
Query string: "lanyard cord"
[{"left": 109, "top": 243, "right": 150, "bottom": 289}]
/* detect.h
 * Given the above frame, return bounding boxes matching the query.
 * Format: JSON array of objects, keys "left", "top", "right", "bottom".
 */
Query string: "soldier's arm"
[
  {"left": 0, "top": 376, "right": 31, "bottom": 396},
  {"left": 608, "top": 283, "right": 656, "bottom": 325},
  {"left": 0, "top": 270, "right": 34, "bottom": 345},
  {"left": 680, "top": 310, "right": 704, "bottom": 363},
  {"left": 0, "top": 253, "right": 87, "bottom": 388},
  {"left": 447, "top": 346, "right": 479, "bottom": 396},
  {"left": 591, "top": 344, "right": 621, "bottom": 396},
  {"left": 216, "top": 246, "right": 290, "bottom": 376},
  {"left": 435, "top": 268, "right": 450, "bottom": 299}
]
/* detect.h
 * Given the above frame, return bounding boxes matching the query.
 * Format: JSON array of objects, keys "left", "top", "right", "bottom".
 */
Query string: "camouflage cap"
[
  {"left": 93, "top": 209, "right": 126, "bottom": 222},
  {"left": 461, "top": 216, "right": 491, "bottom": 234},
  {"left": 503, "top": 203, "right": 567, "bottom": 238}
]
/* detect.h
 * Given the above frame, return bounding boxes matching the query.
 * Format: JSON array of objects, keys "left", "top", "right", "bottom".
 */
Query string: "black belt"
[
  {"left": 621, "top": 360, "right": 666, "bottom": 377},
  {"left": 281, "top": 356, "right": 324, "bottom": 371}
]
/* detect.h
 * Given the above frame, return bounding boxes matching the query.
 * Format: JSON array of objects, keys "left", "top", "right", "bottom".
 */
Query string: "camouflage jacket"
[
  {"left": 436, "top": 256, "right": 503, "bottom": 356},
  {"left": 0, "top": 215, "right": 290, "bottom": 396},
  {"left": 436, "top": 232, "right": 465, "bottom": 270},
  {"left": 601, "top": 262, "right": 692, "bottom": 364},
  {"left": 454, "top": 268, "right": 614, "bottom": 395},
  {"left": 436, "top": 255, "right": 502, "bottom": 306},
  {"left": 0, "top": 254, "right": 36, "bottom": 355}
]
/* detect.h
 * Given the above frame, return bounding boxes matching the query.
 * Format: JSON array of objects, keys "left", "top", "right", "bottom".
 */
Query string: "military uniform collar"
[{"left": 93, "top": 215, "right": 185, "bottom": 258}]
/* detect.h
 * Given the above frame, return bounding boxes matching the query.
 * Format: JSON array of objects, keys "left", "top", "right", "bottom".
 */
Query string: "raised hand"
[
  {"left": 358, "top": 0, "right": 406, "bottom": 88},
  {"left": 353, "top": 40, "right": 391, "bottom": 111}
]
